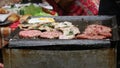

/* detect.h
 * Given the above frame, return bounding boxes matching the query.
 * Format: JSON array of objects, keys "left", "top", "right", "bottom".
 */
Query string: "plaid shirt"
[{"left": 46, "top": 0, "right": 100, "bottom": 16}]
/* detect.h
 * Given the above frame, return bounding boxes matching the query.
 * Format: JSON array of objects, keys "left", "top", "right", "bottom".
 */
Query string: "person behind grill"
[
  {"left": 6, "top": 0, "right": 119, "bottom": 16},
  {"left": 45, "top": 0, "right": 100, "bottom": 16},
  {"left": 16, "top": 0, "right": 99, "bottom": 16},
  {"left": 45, "top": 0, "right": 120, "bottom": 19}
]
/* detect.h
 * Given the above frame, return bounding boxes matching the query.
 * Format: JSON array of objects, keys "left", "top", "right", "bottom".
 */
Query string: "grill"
[
  {"left": 2, "top": 16, "right": 119, "bottom": 68},
  {"left": 7, "top": 16, "right": 119, "bottom": 48}
]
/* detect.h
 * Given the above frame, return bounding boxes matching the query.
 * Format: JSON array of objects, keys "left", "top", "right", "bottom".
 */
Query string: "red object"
[
  {"left": 50, "top": 11, "right": 56, "bottom": 15},
  {"left": 9, "top": 21, "right": 20, "bottom": 31}
]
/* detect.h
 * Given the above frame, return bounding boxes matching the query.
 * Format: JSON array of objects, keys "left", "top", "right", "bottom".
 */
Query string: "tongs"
[{"left": 5, "top": 27, "right": 21, "bottom": 41}]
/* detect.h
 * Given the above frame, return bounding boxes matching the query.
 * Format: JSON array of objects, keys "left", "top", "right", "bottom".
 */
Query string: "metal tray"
[
  {"left": 0, "top": 20, "right": 11, "bottom": 26},
  {"left": 8, "top": 16, "right": 119, "bottom": 48}
]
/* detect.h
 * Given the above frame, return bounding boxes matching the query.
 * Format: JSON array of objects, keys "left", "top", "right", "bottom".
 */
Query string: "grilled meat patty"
[
  {"left": 76, "top": 24, "right": 112, "bottom": 39},
  {"left": 19, "top": 30, "right": 62, "bottom": 39},
  {"left": 19, "top": 30, "right": 41, "bottom": 38}
]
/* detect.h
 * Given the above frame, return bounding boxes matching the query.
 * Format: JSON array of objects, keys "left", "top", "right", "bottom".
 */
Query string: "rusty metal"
[{"left": 2, "top": 48, "right": 116, "bottom": 68}]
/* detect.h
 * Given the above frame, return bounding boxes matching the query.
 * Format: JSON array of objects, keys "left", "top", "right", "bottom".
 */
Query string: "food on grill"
[
  {"left": 59, "top": 27, "right": 80, "bottom": 39},
  {"left": 55, "top": 21, "right": 80, "bottom": 39},
  {"left": 38, "top": 21, "right": 80, "bottom": 39},
  {"left": 20, "top": 14, "right": 31, "bottom": 23},
  {"left": 38, "top": 23, "right": 55, "bottom": 31},
  {"left": 19, "top": 17, "right": 55, "bottom": 30},
  {"left": 40, "top": 30, "right": 62, "bottom": 39},
  {"left": 28, "top": 17, "right": 55, "bottom": 24},
  {"left": 19, "top": 30, "right": 41, "bottom": 38},
  {"left": 19, "top": 30, "right": 62, "bottom": 39},
  {"left": 54, "top": 21, "right": 73, "bottom": 28},
  {"left": 18, "top": 19, "right": 112, "bottom": 40},
  {"left": 19, "top": 21, "right": 80, "bottom": 39},
  {"left": 0, "top": 8, "right": 9, "bottom": 14},
  {"left": 76, "top": 24, "right": 112, "bottom": 39},
  {"left": 19, "top": 24, "right": 41, "bottom": 30},
  {"left": 76, "top": 34, "right": 106, "bottom": 39}
]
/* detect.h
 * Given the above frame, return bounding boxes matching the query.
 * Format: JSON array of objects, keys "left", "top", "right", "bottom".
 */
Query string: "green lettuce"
[{"left": 21, "top": 4, "right": 57, "bottom": 16}]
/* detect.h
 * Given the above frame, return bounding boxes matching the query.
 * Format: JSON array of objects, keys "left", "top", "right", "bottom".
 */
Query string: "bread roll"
[
  {"left": 7, "top": 13, "right": 20, "bottom": 23},
  {"left": 0, "top": 8, "right": 9, "bottom": 14}
]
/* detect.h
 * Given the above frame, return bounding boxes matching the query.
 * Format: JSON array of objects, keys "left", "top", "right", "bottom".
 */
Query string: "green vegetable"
[
  {"left": 22, "top": 4, "right": 42, "bottom": 15},
  {"left": 19, "top": 9, "right": 24, "bottom": 15},
  {"left": 20, "top": 4, "right": 58, "bottom": 16},
  {"left": 68, "top": 30, "right": 74, "bottom": 35}
]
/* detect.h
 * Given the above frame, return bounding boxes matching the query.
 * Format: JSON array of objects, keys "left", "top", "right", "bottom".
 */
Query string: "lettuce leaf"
[{"left": 21, "top": 4, "right": 58, "bottom": 16}]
